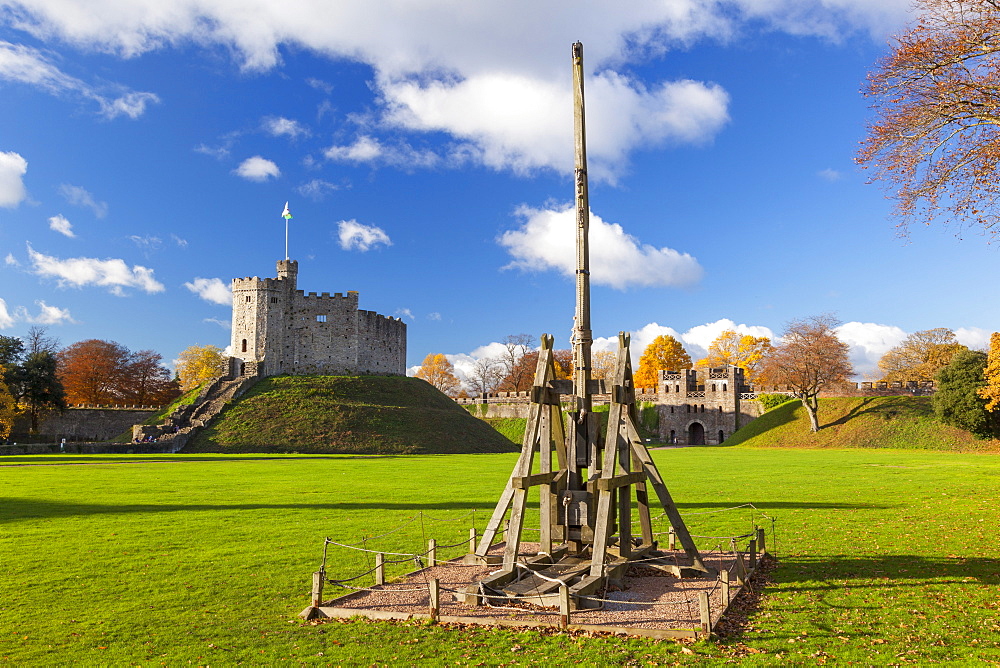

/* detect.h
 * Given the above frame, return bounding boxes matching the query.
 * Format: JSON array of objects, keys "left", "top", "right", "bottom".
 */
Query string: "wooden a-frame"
[{"left": 471, "top": 332, "right": 710, "bottom": 603}]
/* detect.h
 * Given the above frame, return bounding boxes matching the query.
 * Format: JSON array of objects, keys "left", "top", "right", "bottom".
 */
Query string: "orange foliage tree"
[
  {"left": 176, "top": 344, "right": 228, "bottom": 392},
  {"left": 415, "top": 353, "right": 461, "bottom": 396},
  {"left": 858, "top": 0, "right": 1000, "bottom": 240},
  {"left": 634, "top": 335, "right": 692, "bottom": 389},
  {"left": 58, "top": 339, "right": 178, "bottom": 405},
  {"left": 696, "top": 330, "right": 772, "bottom": 384},
  {"left": 758, "top": 315, "right": 853, "bottom": 432}
]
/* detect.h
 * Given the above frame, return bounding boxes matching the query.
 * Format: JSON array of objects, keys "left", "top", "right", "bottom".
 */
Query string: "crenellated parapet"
[{"left": 230, "top": 258, "right": 405, "bottom": 378}]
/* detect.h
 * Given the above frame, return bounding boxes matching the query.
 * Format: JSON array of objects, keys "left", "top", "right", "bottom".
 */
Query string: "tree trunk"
[{"left": 801, "top": 395, "right": 820, "bottom": 432}]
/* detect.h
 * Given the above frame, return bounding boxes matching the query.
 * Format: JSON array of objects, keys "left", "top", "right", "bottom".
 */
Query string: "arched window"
[
  {"left": 719, "top": 406, "right": 723, "bottom": 413},
  {"left": 701, "top": 404, "right": 705, "bottom": 413},
  {"left": 718, "top": 430, "right": 725, "bottom": 443},
  {"left": 241, "top": 339, "right": 247, "bottom": 353},
  {"left": 723, "top": 383, "right": 728, "bottom": 391},
  {"left": 686, "top": 404, "right": 691, "bottom": 413}
]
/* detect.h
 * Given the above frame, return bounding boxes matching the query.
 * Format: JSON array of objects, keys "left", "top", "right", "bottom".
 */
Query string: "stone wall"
[
  {"left": 10, "top": 407, "right": 160, "bottom": 442},
  {"left": 231, "top": 259, "right": 405, "bottom": 377}
]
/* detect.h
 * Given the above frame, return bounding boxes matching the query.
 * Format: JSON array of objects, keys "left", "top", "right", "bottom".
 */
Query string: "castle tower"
[
  {"left": 231, "top": 259, "right": 298, "bottom": 377},
  {"left": 230, "top": 258, "right": 406, "bottom": 378}
]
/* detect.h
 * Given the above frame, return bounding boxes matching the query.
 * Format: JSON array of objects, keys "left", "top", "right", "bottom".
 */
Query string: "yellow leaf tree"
[
  {"left": 0, "top": 373, "right": 15, "bottom": 441},
  {"left": 978, "top": 332, "right": 1000, "bottom": 411},
  {"left": 415, "top": 353, "right": 461, "bottom": 397},
  {"left": 176, "top": 344, "right": 228, "bottom": 391},
  {"left": 878, "top": 328, "right": 967, "bottom": 382},
  {"left": 634, "top": 335, "right": 691, "bottom": 389},
  {"left": 696, "top": 330, "right": 773, "bottom": 384}
]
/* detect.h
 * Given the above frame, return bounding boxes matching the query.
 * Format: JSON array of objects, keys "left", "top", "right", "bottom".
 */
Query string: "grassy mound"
[
  {"left": 727, "top": 395, "right": 1000, "bottom": 452},
  {"left": 185, "top": 375, "right": 519, "bottom": 455}
]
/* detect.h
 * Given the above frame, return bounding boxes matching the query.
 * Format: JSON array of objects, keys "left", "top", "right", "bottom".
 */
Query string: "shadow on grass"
[
  {"left": 0, "top": 497, "right": 502, "bottom": 522},
  {"left": 774, "top": 553, "right": 1000, "bottom": 586},
  {"left": 0, "top": 454, "right": 407, "bottom": 466},
  {"left": 0, "top": 497, "right": 888, "bottom": 523}
]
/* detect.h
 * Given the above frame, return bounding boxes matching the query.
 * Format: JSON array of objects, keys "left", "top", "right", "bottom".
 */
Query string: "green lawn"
[{"left": 1, "top": 448, "right": 998, "bottom": 665}]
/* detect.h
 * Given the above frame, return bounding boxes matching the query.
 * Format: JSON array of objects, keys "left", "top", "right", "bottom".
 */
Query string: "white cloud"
[
  {"left": 297, "top": 178, "right": 339, "bottom": 200},
  {"left": 48, "top": 214, "right": 75, "bottom": 237},
  {"left": 323, "top": 135, "right": 438, "bottom": 168},
  {"left": 4, "top": 253, "right": 18, "bottom": 266},
  {"left": 204, "top": 317, "right": 231, "bottom": 329},
  {"left": 338, "top": 219, "right": 392, "bottom": 251},
  {"left": 24, "top": 300, "right": 74, "bottom": 325},
  {"left": 395, "top": 308, "right": 415, "bottom": 321},
  {"left": 835, "top": 321, "right": 907, "bottom": 378},
  {"left": 0, "top": 150, "right": 28, "bottom": 208},
  {"left": 818, "top": 168, "right": 842, "bottom": 181},
  {"left": 955, "top": 326, "right": 993, "bottom": 351},
  {"left": 0, "top": 298, "right": 14, "bottom": 328},
  {"left": 263, "top": 116, "right": 309, "bottom": 138},
  {"left": 195, "top": 143, "right": 230, "bottom": 160},
  {"left": 184, "top": 277, "right": 232, "bottom": 306},
  {"left": 0, "top": 298, "right": 74, "bottom": 327},
  {"left": 0, "top": 40, "right": 158, "bottom": 118},
  {"left": 234, "top": 156, "right": 280, "bottom": 181},
  {"left": 499, "top": 203, "right": 702, "bottom": 289},
  {"left": 427, "top": 312, "right": 441, "bottom": 321},
  {"left": 0, "top": 2, "right": 913, "bottom": 179},
  {"left": 384, "top": 71, "right": 729, "bottom": 181},
  {"left": 27, "top": 245, "right": 165, "bottom": 295},
  {"left": 59, "top": 184, "right": 107, "bottom": 218},
  {"left": 129, "top": 235, "right": 162, "bottom": 250},
  {"left": 170, "top": 233, "right": 188, "bottom": 247}
]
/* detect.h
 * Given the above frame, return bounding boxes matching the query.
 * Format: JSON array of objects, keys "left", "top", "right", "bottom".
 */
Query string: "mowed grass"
[{"left": 1, "top": 448, "right": 999, "bottom": 665}]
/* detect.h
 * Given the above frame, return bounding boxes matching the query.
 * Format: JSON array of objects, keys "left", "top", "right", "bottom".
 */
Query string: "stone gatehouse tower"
[
  {"left": 655, "top": 366, "right": 757, "bottom": 446},
  {"left": 230, "top": 259, "right": 406, "bottom": 378}
]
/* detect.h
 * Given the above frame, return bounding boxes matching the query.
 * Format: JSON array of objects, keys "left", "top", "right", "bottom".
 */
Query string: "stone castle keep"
[{"left": 230, "top": 259, "right": 406, "bottom": 377}]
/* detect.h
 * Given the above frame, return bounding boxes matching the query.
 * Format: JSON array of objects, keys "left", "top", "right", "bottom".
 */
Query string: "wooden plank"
[
  {"left": 595, "top": 471, "right": 645, "bottom": 491},
  {"left": 512, "top": 469, "right": 564, "bottom": 490}
]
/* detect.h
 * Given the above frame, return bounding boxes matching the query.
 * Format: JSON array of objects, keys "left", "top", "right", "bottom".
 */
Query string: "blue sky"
[{"left": 1, "top": 0, "right": 997, "bottom": 385}]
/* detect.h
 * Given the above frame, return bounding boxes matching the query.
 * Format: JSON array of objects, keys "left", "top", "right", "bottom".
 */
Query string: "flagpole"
[{"left": 285, "top": 218, "right": 289, "bottom": 261}]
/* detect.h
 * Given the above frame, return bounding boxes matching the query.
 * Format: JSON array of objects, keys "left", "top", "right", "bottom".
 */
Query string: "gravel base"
[{"left": 323, "top": 543, "right": 739, "bottom": 631}]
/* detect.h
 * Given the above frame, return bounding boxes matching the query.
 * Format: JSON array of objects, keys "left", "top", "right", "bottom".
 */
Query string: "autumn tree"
[
  {"left": 978, "top": 332, "right": 1000, "bottom": 411},
  {"left": 590, "top": 350, "right": 617, "bottom": 380},
  {"left": 58, "top": 339, "right": 132, "bottom": 404},
  {"left": 498, "top": 334, "right": 534, "bottom": 392},
  {"left": 634, "top": 335, "right": 692, "bottom": 389},
  {"left": 415, "top": 353, "right": 461, "bottom": 396},
  {"left": 553, "top": 349, "right": 573, "bottom": 380},
  {"left": 696, "top": 330, "right": 773, "bottom": 384},
  {"left": 934, "top": 349, "right": 1000, "bottom": 438},
  {"left": 878, "top": 328, "right": 968, "bottom": 382},
  {"left": 758, "top": 314, "right": 853, "bottom": 432},
  {"left": 124, "top": 349, "right": 180, "bottom": 405},
  {"left": 467, "top": 357, "right": 504, "bottom": 395},
  {"left": 176, "top": 344, "right": 228, "bottom": 391},
  {"left": 0, "top": 376, "right": 15, "bottom": 441},
  {"left": 858, "top": 0, "right": 1000, "bottom": 240}
]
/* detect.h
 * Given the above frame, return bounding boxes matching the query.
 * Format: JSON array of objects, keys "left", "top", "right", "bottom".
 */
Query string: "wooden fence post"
[
  {"left": 428, "top": 538, "right": 437, "bottom": 567},
  {"left": 375, "top": 552, "right": 385, "bottom": 586},
  {"left": 428, "top": 578, "right": 440, "bottom": 621},
  {"left": 734, "top": 551, "right": 748, "bottom": 586},
  {"left": 721, "top": 568, "right": 730, "bottom": 608},
  {"left": 469, "top": 528, "right": 477, "bottom": 553},
  {"left": 698, "top": 591, "right": 711, "bottom": 635},
  {"left": 749, "top": 538, "right": 757, "bottom": 571},
  {"left": 559, "top": 585, "right": 571, "bottom": 628},
  {"left": 311, "top": 571, "right": 324, "bottom": 608},
  {"left": 756, "top": 527, "right": 766, "bottom": 555},
  {"left": 668, "top": 527, "right": 676, "bottom": 551}
]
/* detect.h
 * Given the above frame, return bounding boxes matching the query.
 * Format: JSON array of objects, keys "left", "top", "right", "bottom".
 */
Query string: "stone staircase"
[{"left": 131, "top": 372, "right": 261, "bottom": 453}]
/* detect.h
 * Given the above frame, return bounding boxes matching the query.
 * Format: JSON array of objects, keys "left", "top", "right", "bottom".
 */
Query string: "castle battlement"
[{"left": 230, "top": 259, "right": 405, "bottom": 378}]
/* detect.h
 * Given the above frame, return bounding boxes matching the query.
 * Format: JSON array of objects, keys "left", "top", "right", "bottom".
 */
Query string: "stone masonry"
[{"left": 230, "top": 259, "right": 406, "bottom": 378}]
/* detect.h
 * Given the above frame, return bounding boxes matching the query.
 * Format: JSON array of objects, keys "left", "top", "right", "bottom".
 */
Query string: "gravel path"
[{"left": 323, "top": 543, "right": 739, "bottom": 631}]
